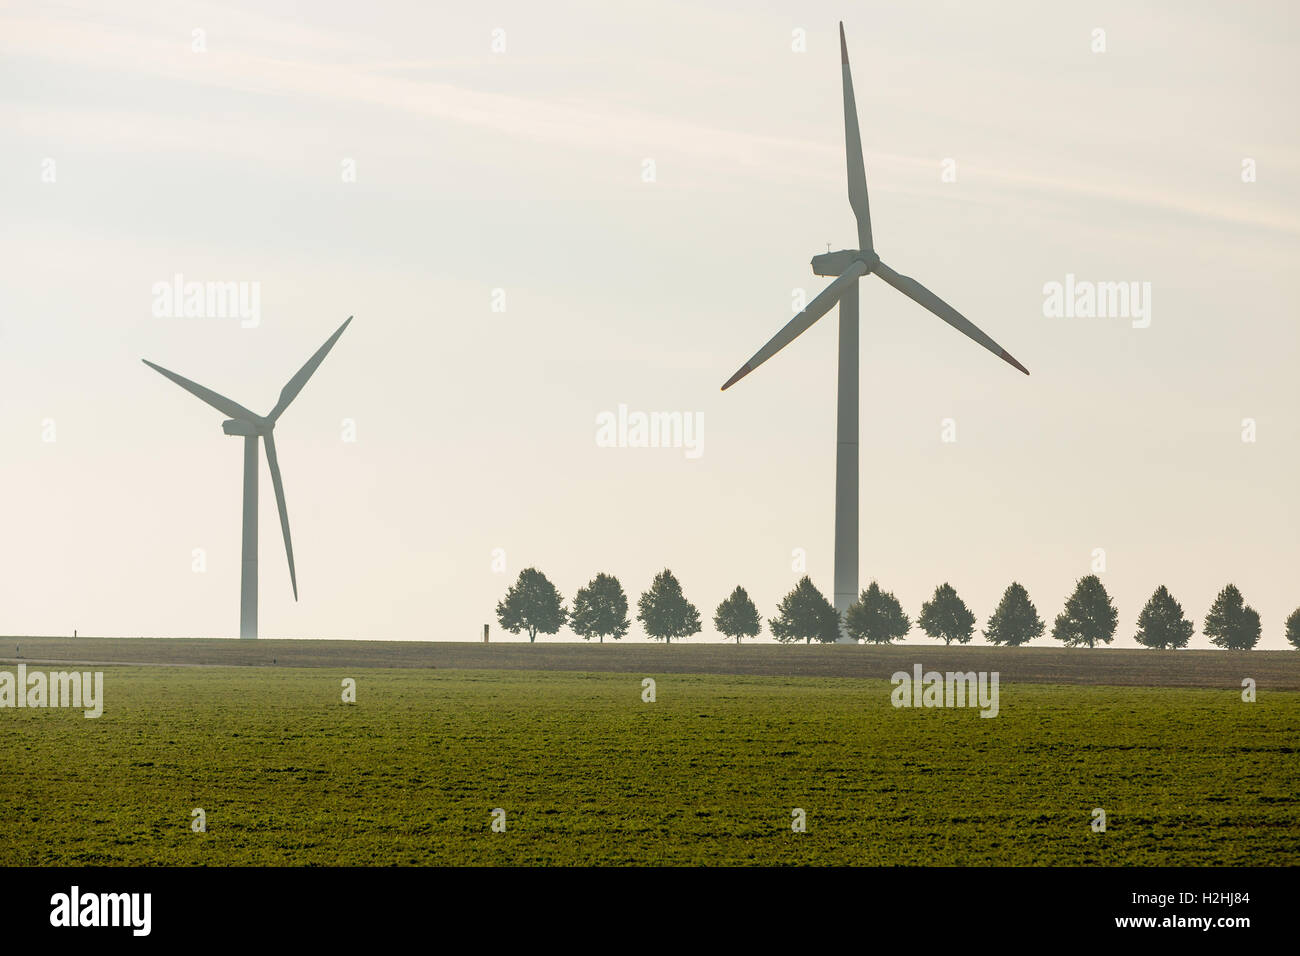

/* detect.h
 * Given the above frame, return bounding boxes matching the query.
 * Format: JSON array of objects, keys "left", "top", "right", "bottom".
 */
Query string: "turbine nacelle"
[
  {"left": 222, "top": 418, "right": 266, "bottom": 437},
  {"left": 812, "top": 249, "right": 878, "bottom": 278}
]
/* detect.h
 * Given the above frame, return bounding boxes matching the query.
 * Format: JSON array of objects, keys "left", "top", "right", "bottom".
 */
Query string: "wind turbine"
[
  {"left": 721, "top": 23, "right": 1028, "bottom": 641},
  {"left": 143, "top": 317, "right": 353, "bottom": 639}
]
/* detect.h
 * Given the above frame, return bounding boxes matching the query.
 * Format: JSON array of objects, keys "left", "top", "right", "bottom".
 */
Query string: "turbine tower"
[
  {"left": 721, "top": 24, "right": 1028, "bottom": 641},
  {"left": 143, "top": 317, "right": 353, "bottom": 639}
]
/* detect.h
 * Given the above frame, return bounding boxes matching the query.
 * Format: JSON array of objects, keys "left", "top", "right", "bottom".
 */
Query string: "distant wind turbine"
[
  {"left": 721, "top": 23, "right": 1028, "bottom": 640},
  {"left": 143, "top": 317, "right": 353, "bottom": 639}
]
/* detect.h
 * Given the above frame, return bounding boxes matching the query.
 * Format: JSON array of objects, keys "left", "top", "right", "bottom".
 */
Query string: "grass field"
[{"left": 2, "top": 647, "right": 1297, "bottom": 865}]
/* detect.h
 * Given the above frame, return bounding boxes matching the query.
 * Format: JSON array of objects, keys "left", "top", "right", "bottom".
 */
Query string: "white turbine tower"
[
  {"left": 143, "top": 316, "right": 353, "bottom": 639},
  {"left": 721, "top": 24, "right": 1028, "bottom": 641}
]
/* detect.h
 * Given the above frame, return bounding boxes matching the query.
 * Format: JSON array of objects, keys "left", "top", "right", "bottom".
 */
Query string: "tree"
[
  {"left": 1203, "top": 583, "right": 1261, "bottom": 650},
  {"left": 1287, "top": 607, "right": 1300, "bottom": 651},
  {"left": 845, "top": 581, "right": 911, "bottom": 644},
  {"left": 769, "top": 576, "right": 840, "bottom": 644},
  {"left": 984, "top": 582, "right": 1045, "bottom": 646},
  {"left": 1133, "top": 585, "right": 1194, "bottom": 649},
  {"left": 637, "top": 569, "right": 701, "bottom": 644},
  {"left": 916, "top": 583, "right": 976, "bottom": 645},
  {"left": 1051, "top": 575, "right": 1119, "bottom": 648},
  {"left": 495, "top": 567, "right": 566, "bottom": 642},
  {"left": 714, "top": 586, "right": 762, "bottom": 644},
  {"left": 569, "top": 573, "right": 630, "bottom": 643}
]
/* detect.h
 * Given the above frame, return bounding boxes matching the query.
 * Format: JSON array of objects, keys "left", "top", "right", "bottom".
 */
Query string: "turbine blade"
[
  {"left": 840, "top": 22, "right": 872, "bottom": 252},
  {"left": 873, "top": 260, "right": 1029, "bottom": 374},
  {"left": 262, "top": 432, "right": 298, "bottom": 600},
  {"left": 722, "top": 259, "right": 868, "bottom": 390},
  {"left": 268, "top": 316, "right": 353, "bottom": 422},
  {"left": 141, "top": 360, "right": 260, "bottom": 421}
]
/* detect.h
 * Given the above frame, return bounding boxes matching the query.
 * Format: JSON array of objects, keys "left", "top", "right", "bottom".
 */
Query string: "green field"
[{"left": 2, "top": 663, "right": 1296, "bottom": 865}]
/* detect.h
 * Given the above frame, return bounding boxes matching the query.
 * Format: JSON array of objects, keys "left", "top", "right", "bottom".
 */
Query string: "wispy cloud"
[{"left": 5, "top": 3, "right": 1297, "bottom": 237}]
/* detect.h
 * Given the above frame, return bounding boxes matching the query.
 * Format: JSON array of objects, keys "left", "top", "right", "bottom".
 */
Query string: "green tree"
[
  {"left": 984, "top": 582, "right": 1045, "bottom": 646},
  {"left": 770, "top": 576, "right": 840, "bottom": 644},
  {"left": 495, "top": 567, "right": 566, "bottom": 643},
  {"left": 1133, "top": 585, "right": 1194, "bottom": 649},
  {"left": 714, "top": 586, "right": 762, "bottom": 644},
  {"left": 916, "top": 583, "right": 976, "bottom": 645},
  {"left": 1203, "top": 584, "right": 1261, "bottom": 650},
  {"left": 637, "top": 569, "right": 701, "bottom": 644},
  {"left": 845, "top": 581, "right": 911, "bottom": 644},
  {"left": 1051, "top": 575, "right": 1119, "bottom": 648},
  {"left": 569, "top": 573, "right": 630, "bottom": 643},
  {"left": 1286, "top": 607, "right": 1300, "bottom": 651}
]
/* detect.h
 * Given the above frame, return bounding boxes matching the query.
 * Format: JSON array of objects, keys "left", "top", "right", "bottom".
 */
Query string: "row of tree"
[{"left": 496, "top": 568, "right": 1299, "bottom": 650}]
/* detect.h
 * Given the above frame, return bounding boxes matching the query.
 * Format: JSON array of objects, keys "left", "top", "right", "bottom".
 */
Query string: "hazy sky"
[{"left": 2, "top": 0, "right": 1297, "bottom": 646}]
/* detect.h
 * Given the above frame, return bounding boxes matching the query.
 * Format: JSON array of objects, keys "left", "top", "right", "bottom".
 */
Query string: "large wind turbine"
[
  {"left": 721, "top": 24, "right": 1028, "bottom": 641},
  {"left": 143, "top": 317, "right": 353, "bottom": 639}
]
